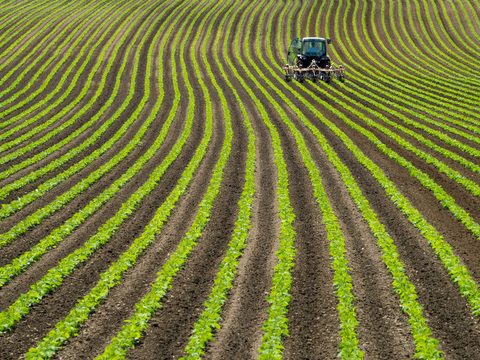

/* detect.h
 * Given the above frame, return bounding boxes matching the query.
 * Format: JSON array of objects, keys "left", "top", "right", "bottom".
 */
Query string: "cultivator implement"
[{"left": 283, "top": 59, "right": 345, "bottom": 84}]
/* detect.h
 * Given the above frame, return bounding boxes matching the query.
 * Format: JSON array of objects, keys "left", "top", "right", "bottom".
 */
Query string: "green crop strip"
[
  {"left": 0, "top": 0, "right": 157, "bottom": 191},
  {"left": 94, "top": 0, "right": 234, "bottom": 358},
  {"left": 0, "top": 0, "right": 183, "bottom": 284},
  {"left": 0, "top": 0, "right": 117, "bottom": 121},
  {"left": 367, "top": 0, "right": 480, "bottom": 112},
  {"left": 181, "top": 0, "right": 256, "bottom": 357},
  {"left": 304, "top": 62, "right": 480, "bottom": 321},
  {"left": 248, "top": 0, "right": 361, "bottom": 356},
  {"left": 219, "top": 1, "right": 301, "bottom": 358},
  {"left": 422, "top": 0, "right": 480, "bottom": 69},
  {"left": 0, "top": 0, "right": 154, "bottom": 152},
  {"left": 368, "top": 0, "right": 480, "bottom": 88},
  {"left": 0, "top": 0, "right": 173, "bottom": 245},
  {"left": 22, "top": 1, "right": 215, "bottom": 358},
  {"left": 0, "top": 1, "right": 100, "bottom": 104},
  {"left": 0, "top": 0, "right": 36, "bottom": 19},
  {"left": 335, "top": 0, "right": 480, "bottom": 108},
  {"left": 0, "top": 0, "right": 57, "bottom": 51},
  {"left": 335, "top": 81, "right": 480, "bottom": 176},
  {"left": 327, "top": 0, "right": 480, "bottom": 149},
  {"left": 0, "top": 0, "right": 200, "bottom": 333},
  {"left": 0, "top": 0, "right": 71, "bottom": 62},
  {"left": 448, "top": 0, "right": 480, "bottom": 45},
  {"left": 251, "top": 0, "right": 453, "bottom": 357},
  {"left": 268, "top": 0, "right": 480, "bottom": 326},
  {"left": 297, "top": 72, "right": 480, "bottom": 230}
]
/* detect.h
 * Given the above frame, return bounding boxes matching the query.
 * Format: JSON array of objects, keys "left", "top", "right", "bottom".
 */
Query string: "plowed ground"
[{"left": 1, "top": 0, "right": 480, "bottom": 359}]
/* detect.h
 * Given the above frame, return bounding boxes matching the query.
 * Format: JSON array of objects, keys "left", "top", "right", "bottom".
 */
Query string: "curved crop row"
[
  {"left": 0, "top": 0, "right": 173, "bottom": 247},
  {"left": 0, "top": 0, "right": 184, "bottom": 284},
  {"left": 0, "top": 0, "right": 202, "bottom": 331},
  {"left": 93, "top": 0, "right": 232, "bottom": 357},
  {"left": 181, "top": 0, "right": 257, "bottom": 356},
  {"left": 0, "top": 0, "right": 154, "bottom": 153},
  {"left": 281, "top": 44, "right": 480, "bottom": 326},
  {"left": 0, "top": 0, "right": 116, "bottom": 121}
]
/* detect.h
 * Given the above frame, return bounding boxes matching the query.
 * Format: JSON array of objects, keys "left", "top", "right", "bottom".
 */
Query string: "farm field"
[{"left": 1, "top": 0, "right": 480, "bottom": 358}]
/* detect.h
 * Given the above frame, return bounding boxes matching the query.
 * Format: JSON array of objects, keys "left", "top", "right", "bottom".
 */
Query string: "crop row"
[
  {"left": 323, "top": 0, "right": 480, "bottom": 316},
  {"left": 262, "top": 1, "right": 440, "bottom": 357},
  {"left": 0, "top": 0, "right": 175, "bottom": 250},
  {"left": 262, "top": 0, "right": 480, "bottom": 358},
  {"left": 182, "top": 0, "right": 257, "bottom": 356},
  {"left": 0, "top": 0, "right": 186, "bottom": 294},
  {"left": 0, "top": 0, "right": 195, "bottom": 330},
  {"left": 94, "top": 0, "right": 230, "bottom": 356},
  {"left": 23, "top": 1, "right": 208, "bottom": 358},
  {"left": 0, "top": 0, "right": 147, "bottom": 155},
  {"left": 0, "top": 0, "right": 110, "bottom": 108}
]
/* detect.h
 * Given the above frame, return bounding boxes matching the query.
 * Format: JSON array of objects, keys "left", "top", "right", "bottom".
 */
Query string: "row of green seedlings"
[
  {"left": 0, "top": 0, "right": 185, "bottom": 287},
  {"left": 24, "top": 1, "right": 215, "bottom": 357},
  {"left": 0, "top": 0, "right": 62, "bottom": 45},
  {"left": 283, "top": 5, "right": 480, "bottom": 324},
  {"left": 329, "top": 1, "right": 480, "bottom": 142},
  {"left": 308, "top": 77, "right": 480, "bottom": 262},
  {"left": 392, "top": 0, "right": 480, "bottom": 85},
  {"left": 374, "top": 0, "right": 480, "bottom": 88},
  {"left": 284, "top": 9, "right": 445, "bottom": 356},
  {"left": 298, "top": 25, "right": 480, "bottom": 224},
  {"left": 282, "top": 0, "right": 476, "bottom": 354},
  {"left": 74, "top": 0, "right": 227, "bottom": 357},
  {"left": 0, "top": 0, "right": 72, "bottom": 67},
  {"left": 0, "top": 0, "right": 166, "bottom": 199},
  {"left": 349, "top": 0, "right": 480, "bottom": 105},
  {"left": 305, "top": 62, "right": 480, "bottom": 328},
  {"left": 0, "top": 0, "right": 117, "bottom": 128},
  {"left": 0, "top": 0, "right": 155, "bottom": 198},
  {"left": 365, "top": 0, "right": 480, "bottom": 112},
  {"left": 422, "top": 0, "right": 480, "bottom": 69},
  {"left": 0, "top": 0, "right": 36, "bottom": 21},
  {"left": 336, "top": 79, "right": 480, "bottom": 176},
  {"left": 370, "top": 0, "right": 458, "bottom": 86},
  {"left": 181, "top": 0, "right": 257, "bottom": 356},
  {"left": 260, "top": 4, "right": 447, "bottom": 357},
  {"left": 0, "top": 0, "right": 130, "bottom": 197},
  {"left": 375, "top": 0, "right": 479, "bottom": 94},
  {"left": 0, "top": 0, "right": 172, "bottom": 247},
  {"left": 337, "top": 0, "right": 480, "bottom": 107},
  {"left": 321, "top": 0, "right": 480, "bottom": 309},
  {"left": 413, "top": 0, "right": 480, "bottom": 71},
  {"left": 248, "top": 0, "right": 365, "bottom": 357},
  {"left": 0, "top": 1, "right": 100, "bottom": 122},
  {"left": 230, "top": 1, "right": 300, "bottom": 357},
  {"left": 269, "top": 0, "right": 428, "bottom": 355},
  {"left": 326, "top": 0, "right": 480, "bottom": 168},
  {"left": 444, "top": 0, "right": 480, "bottom": 46},
  {"left": 272, "top": 0, "right": 452, "bottom": 352},
  {"left": 0, "top": 0, "right": 149, "bottom": 152},
  {"left": 0, "top": 0, "right": 197, "bottom": 335},
  {"left": 0, "top": 0, "right": 131, "bottom": 147},
  {"left": 0, "top": 0, "right": 45, "bottom": 24},
  {"left": 384, "top": 0, "right": 478, "bottom": 116}
]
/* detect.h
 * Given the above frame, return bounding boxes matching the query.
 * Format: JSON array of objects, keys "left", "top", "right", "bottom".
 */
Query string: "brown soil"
[{"left": 2, "top": 0, "right": 480, "bottom": 359}]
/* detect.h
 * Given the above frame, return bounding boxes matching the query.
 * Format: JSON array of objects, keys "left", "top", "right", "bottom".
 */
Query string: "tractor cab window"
[
  {"left": 301, "top": 40, "right": 325, "bottom": 55},
  {"left": 287, "top": 38, "right": 301, "bottom": 65}
]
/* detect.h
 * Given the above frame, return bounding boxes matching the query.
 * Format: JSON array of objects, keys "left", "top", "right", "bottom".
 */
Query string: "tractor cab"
[{"left": 287, "top": 37, "right": 331, "bottom": 68}]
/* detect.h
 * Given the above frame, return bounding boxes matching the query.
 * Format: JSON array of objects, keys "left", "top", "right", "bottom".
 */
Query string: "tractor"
[{"left": 283, "top": 37, "right": 345, "bottom": 84}]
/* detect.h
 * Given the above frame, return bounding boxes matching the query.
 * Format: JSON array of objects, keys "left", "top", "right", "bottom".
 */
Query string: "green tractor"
[{"left": 283, "top": 37, "right": 345, "bottom": 83}]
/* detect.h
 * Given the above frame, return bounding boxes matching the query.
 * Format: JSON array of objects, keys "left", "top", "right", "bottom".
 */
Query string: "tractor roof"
[{"left": 302, "top": 37, "right": 326, "bottom": 42}]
